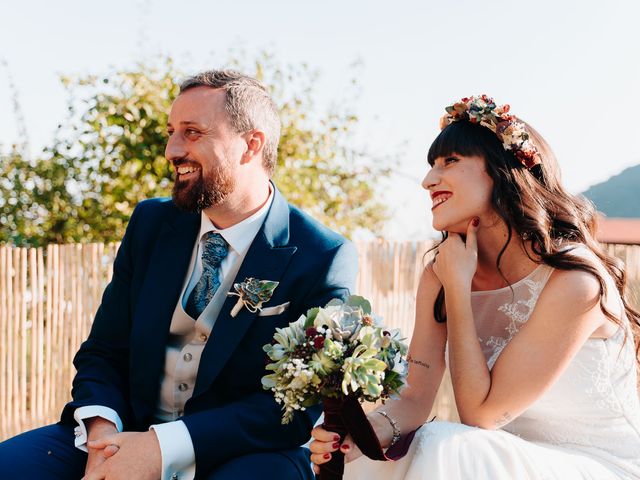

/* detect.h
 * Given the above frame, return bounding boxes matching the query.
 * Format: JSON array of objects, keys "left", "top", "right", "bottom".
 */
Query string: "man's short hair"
[{"left": 179, "top": 70, "right": 281, "bottom": 175}]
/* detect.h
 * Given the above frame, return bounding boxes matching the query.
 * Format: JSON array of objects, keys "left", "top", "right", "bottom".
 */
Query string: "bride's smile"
[{"left": 422, "top": 153, "right": 493, "bottom": 234}]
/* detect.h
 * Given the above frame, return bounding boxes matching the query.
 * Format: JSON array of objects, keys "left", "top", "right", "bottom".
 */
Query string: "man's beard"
[{"left": 172, "top": 163, "right": 236, "bottom": 213}]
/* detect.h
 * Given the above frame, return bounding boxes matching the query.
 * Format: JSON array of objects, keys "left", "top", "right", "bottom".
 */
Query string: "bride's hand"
[
  {"left": 433, "top": 217, "right": 479, "bottom": 291},
  {"left": 309, "top": 426, "right": 362, "bottom": 474}
]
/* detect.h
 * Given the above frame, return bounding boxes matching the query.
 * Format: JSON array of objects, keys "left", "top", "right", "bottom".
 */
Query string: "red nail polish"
[
  {"left": 323, "top": 453, "right": 331, "bottom": 459},
  {"left": 472, "top": 217, "right": 479, "bottom": 227},
  {"left": 341, "top": 444, "right": 350, "bottom": 451},
  {"left": 333, "top": 434, "right": 340, "bottom": 442},
  {"left": 332, "top": 442, "right": 340, "bottom": 449}
]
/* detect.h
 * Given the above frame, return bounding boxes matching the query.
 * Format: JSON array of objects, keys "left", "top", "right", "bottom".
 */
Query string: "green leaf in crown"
[{"left": 228, "top": 277, "right": 279, "bottom": 317}]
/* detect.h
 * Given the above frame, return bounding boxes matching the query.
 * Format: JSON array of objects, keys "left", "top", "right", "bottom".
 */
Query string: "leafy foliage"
[{"left": 2, "top": 54, "right": 389, "bottom": 245}]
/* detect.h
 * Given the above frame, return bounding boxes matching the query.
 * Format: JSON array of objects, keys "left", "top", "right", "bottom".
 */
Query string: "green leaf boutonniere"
[{"left": 227, "top": 277, "right": 279, "bottom": 317}]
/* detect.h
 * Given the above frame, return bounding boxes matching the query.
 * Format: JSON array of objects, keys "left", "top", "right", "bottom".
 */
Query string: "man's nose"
[{"left": 165, "top": 134, "right": 187, "bottom": 162}]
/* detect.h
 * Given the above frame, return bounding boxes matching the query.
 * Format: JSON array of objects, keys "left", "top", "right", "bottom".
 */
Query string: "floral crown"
[{"left": 439, "top": 95, "right": 541, "bottom": 169}]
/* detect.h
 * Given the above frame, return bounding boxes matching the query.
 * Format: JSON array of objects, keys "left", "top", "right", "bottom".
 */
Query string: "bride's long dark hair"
[{"left": 427, "top": 120, "right": 640, "bottom": 363}]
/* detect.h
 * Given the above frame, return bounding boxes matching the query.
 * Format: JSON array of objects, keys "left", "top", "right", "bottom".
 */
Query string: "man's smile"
[{"left": 175, "top": 163, "right": 202, "bottom": 181}]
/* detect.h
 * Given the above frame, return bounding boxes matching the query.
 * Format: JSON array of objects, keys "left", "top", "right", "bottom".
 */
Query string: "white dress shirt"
[{"left": 75, "top": 186, "right": 274, "bottom": 480}]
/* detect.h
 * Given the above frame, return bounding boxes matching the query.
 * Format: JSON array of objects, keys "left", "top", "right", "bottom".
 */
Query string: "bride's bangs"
[{"left": 427, "top": 121, "right": 498, "bottom": 166}]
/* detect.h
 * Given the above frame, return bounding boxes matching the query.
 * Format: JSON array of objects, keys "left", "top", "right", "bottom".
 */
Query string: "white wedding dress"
[{"left": 345, "top": 261, "right": 640, "bottom": 480}]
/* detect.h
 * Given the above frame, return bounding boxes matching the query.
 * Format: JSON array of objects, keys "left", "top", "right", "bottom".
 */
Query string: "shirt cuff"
[
  {"left": 73, "top": 405, "right": 123, "bottom": 452},
  {"left": 150, "top": 420, "right": 196, "bottom": 480}
]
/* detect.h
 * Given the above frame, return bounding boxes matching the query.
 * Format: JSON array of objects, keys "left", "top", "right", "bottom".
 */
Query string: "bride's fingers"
[
  {"left": 310, "top": 451, "right": 332, "bottom": 466},
  {"left": 309, "top": 438, "right": 340, "bottom": 454},
  {"left": 311, "top": 426, "right": 341, "bottom": 442},
  {"left": 342, "top": 442, "right": 363, "bottom": 463}
]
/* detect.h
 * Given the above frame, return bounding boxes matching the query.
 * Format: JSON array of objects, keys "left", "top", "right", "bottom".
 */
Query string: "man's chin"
[{"left": 172, "top": 185, "right": 204, "bottom": 213}]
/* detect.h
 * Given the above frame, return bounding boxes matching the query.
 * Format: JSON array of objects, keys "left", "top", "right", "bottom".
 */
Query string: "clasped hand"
[
  {"left": 82, "top": 430, "right": 161, "bottom": 480},
  {"left": 432, "top": 218, "right": 479, "bottom": 291},
  {"left": 309, "top": 426, "right": 360, "bottom": 475}
]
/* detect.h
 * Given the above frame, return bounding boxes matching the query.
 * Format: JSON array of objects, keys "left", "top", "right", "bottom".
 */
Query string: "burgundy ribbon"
[{"left": 318, "top": 396, "right": 420, "bottom": 480}]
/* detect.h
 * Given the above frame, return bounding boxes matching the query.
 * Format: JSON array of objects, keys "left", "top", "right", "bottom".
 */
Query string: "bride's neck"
[{"left": 473, "top": 221, "right": 539, "bottom": 290}]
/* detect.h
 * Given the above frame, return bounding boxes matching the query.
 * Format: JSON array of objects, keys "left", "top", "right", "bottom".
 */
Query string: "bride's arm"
[{"left": 365, "top": 262, "right": 447, "bottom": 447}]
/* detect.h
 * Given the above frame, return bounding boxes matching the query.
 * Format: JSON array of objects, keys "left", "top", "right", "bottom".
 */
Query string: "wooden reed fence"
[{"left": 1, "top": 241, "right": 639, "bottom": 440}]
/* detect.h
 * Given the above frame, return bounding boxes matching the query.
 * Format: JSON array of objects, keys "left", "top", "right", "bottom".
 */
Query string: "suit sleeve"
[
  {"left": 182, "top": 240, "right": 359, "bottom": 475},
  {"left": 60, "top": 203, "right": 145, "bottom": 427}
]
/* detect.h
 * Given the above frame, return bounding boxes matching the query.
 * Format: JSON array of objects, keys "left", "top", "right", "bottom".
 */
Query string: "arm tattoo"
[
  {"left": 407, "top": 354, "right": 430, "bottom": 370},
  {"left": 494, "top": 412, "right": 512, "bottom": 428}
]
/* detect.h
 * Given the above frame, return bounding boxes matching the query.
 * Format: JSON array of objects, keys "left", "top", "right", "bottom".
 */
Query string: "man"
[{"left": 0, "top": 70, "right": 358, "bottom": 479}]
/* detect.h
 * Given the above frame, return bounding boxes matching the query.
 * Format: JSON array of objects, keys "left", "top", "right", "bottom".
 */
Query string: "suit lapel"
[
  {"left": 130, "top": 209, "right": 199, "bottom": 406},
  {"left": 193, "top": 188, "right": 296, "bottom": 397}
]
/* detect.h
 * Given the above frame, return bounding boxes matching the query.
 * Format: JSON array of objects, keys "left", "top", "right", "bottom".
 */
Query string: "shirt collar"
[{"left": 197, "top": 184, "right": 274, "bottom": 257}]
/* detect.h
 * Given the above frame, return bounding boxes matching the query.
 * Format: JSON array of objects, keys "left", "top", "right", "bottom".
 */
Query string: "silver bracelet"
[{"left": 377, "top": 410, "right": 401, "bottom": 447}]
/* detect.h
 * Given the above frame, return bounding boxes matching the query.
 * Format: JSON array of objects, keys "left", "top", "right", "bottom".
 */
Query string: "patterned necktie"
[{"left": 185, "top": 232, "right": 229, "bottom": 319}]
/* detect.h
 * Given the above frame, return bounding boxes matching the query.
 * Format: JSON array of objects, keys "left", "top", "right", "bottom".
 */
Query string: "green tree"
[
  {"left": 4, "top": 54, "right": 390, "bottom": 245},
  {"left": 0, "top": 146, "right": 38, "bottom": 245},
  {"left": 46, "top": 60, "right": 179, "bottom": 243},
  {"left": 0, "top": 144, "right": 86, "bottom": 245}
]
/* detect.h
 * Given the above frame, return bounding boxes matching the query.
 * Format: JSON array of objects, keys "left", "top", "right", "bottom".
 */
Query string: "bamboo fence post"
[
  {"left": 70, "top": 244, "right": 79, "bottom": 390},
  {"left": 44, "top": 245, "right": 53, "bottom": 422},
  {"left": 0, "top": 247, "right": 8, "bottom": 438},
  {"left": 28, "top": 248, "right": 37, "bottom": 427},
  {"left": 60, "top": 245, "right": 71, "bottom": 407},
  {"left": 36, "top": 248, "right": 45, "bottom": 424},
  {"left": 53, "top": 244, "right": 64, "bottom": 419},
  {"left": 19, "top": 248, "right": 28, "bottom": 432},
  {"left": 9, "top": 248, "right": 18, "bottom": 432}
]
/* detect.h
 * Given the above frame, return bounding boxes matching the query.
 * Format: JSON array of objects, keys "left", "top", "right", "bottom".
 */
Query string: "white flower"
[{"left": 392, "top": 353, "right": 407, "bottom": 375}]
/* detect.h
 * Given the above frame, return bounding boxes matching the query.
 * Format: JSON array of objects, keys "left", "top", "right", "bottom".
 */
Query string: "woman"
[{"left": 310, "top": 96, "right": 640, "bottom": 479}]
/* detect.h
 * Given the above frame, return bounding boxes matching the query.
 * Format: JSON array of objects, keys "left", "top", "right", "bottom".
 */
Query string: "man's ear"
[{"left": 241, "top": 130, "right": 266, "bottom": 164}]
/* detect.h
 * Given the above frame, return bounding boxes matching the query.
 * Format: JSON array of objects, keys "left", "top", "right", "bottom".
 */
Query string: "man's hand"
[
  {"left": 85, "top": 417, "right": 120, "bottom": 475},
  {"left": 82, "top": 431, "right": 162, "bottom": 480}
]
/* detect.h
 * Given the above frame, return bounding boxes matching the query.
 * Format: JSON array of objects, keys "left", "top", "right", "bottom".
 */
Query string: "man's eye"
[
  {"left": 185, "top": 129, "right": 199, "bottom": 136},
  {"left": 167, "top": 130, "right": 174, "bottom": 137}
]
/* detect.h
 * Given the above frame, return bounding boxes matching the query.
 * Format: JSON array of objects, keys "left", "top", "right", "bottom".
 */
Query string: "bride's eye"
[{"left": 444, "top": 156, "right": 459, "bottom": 165}]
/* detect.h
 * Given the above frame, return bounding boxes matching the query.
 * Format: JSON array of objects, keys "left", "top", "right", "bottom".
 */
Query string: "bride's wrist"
[{"left": 368, "top": 410, "right": 399, "bottom": 448}]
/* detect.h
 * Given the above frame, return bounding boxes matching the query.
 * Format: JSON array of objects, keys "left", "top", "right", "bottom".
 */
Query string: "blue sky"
[{"left": 1, "top": 0, "right": 639, "bottom": 238}]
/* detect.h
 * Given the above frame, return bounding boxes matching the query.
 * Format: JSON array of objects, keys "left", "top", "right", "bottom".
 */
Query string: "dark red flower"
[
  {"left": 306, "top": 327, "right": 318, "bottom": 337},
  {"left": 313, "top": 336, "right": 325, "bottom": 349}
]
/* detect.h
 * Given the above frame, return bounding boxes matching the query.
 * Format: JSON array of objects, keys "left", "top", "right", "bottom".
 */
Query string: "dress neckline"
[{"left": 471, "top": 263, "right": 547, "bottom": 296}]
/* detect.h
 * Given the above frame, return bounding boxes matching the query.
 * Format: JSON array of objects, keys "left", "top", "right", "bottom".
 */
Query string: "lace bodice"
[
  {"left": 470, "top": 264, "right": 553, "bottom": 369},
  {"left": 468, "top": 259, "right": 640, "bottom": 477}
]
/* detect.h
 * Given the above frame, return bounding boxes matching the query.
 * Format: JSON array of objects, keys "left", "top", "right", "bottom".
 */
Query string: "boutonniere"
[{"left": 228, "top": 277, "right": 279, "bottom": 317}]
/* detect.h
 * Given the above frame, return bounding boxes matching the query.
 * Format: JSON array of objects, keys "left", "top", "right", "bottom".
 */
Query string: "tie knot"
[{"left": 202, "top": 232, "right": 228, "bottom": 268}]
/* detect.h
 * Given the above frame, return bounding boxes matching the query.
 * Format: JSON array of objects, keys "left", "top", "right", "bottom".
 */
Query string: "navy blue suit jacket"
[{"left": 61, "top": 187, "right": 358, "bottom": 475}]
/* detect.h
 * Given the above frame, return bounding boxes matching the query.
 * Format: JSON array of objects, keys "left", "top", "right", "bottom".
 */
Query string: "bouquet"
[{"left": 262, "top": 296, "right": 409, "bottom": 479}]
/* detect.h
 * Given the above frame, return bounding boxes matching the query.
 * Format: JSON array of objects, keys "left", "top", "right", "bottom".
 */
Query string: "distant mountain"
[{"left": 581, "top": 164, "right": 640, "bottom": 218}]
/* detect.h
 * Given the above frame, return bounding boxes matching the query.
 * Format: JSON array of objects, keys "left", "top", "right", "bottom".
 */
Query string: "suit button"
[
  {"left": 183, "top": 353, "right": 193, "bottom": 362},
  {"left": 178, "top": 383, "right": 189, "bottom": 392},
  {"left": 171, "top": 474, "right": 178, "bottom": 480}
]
